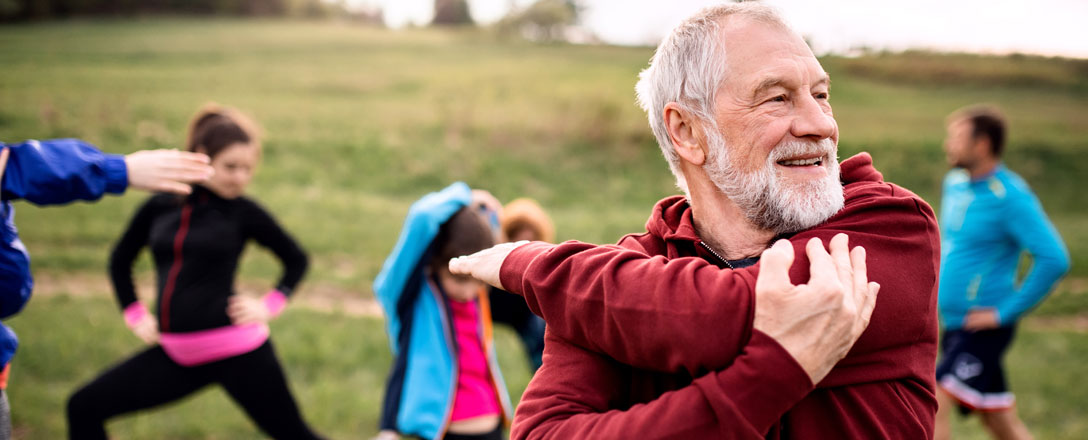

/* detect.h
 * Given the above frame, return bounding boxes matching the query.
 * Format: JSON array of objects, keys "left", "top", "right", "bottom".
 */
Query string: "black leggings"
[{"left": 66, "top": 340, "right": 321, "bottom": 440}]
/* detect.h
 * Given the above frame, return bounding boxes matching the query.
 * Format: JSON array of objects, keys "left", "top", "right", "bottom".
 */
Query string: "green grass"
[
  {"left": 8, "top": 295, "right": 1087, "bottom": 439},
  {"left": 0, "top": 18, "right": 1086, "bottom": 438},
  {"left": 0, "top": 19, "right": 1084, "bottom": 286},
  {"left": 7, "top": 295, "right": 533, "bottom": 439}
]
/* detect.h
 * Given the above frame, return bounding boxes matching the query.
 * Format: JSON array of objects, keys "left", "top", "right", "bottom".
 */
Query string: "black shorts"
[{"left": 936, "top": 326, "right": 1017, "bottom": 414}]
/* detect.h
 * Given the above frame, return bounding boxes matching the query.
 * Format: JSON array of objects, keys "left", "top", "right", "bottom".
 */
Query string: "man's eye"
[
  {"left": 815, "top": 92, "right": 829, "bottom": 100},
  {"left": 768, "top": 95, "right": 786, "bottom": 103}
]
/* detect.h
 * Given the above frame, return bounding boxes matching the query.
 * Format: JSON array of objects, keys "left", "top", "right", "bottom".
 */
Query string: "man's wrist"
[{"left": 498, "top": 241, "right": 551, "bottom": 293}]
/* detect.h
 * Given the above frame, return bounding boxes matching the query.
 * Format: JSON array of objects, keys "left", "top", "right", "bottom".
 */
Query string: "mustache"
[{"left": 768, "top": 139, "right": 836, "bottom": 163}]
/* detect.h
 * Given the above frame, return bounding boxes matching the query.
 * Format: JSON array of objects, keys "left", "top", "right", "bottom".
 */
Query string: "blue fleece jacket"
[
  {"left": 0, "top": 139, "right": 128, "bottom": 367},
  {"left": 938, "top": 165, "right": 1070, "bottom": 329},
  {"left": 374, "top": 182, "right": 511, "bottom": 440}
]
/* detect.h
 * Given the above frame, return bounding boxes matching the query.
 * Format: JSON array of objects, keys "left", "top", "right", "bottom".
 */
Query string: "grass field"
[{"left": 0, "top": 19, "right": 1086, "bottom": 438}]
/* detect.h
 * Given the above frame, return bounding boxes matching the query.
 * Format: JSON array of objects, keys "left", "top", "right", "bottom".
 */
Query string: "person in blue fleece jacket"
[
  {"left": 934, "top": 106, "right": 1070, "bottom": 440},
  {"left": 0, "top": 138, "right": 212, "bottom": 438}
]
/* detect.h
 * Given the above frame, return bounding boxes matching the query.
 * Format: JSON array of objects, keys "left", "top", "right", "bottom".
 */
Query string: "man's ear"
[{"left": 664, "top": 102, "right": 707, "bottom": 166}]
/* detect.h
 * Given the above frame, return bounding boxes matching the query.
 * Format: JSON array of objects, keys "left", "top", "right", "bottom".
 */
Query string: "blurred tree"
[
  {"left": 497, "top": 0, "right": 582, "bottom": 42},
  {"left": 0, "top": 0, "right": 352, "bottom": 20},
  {"left": 0, "top": 0, "right": 21, "bottom": 19},
  {"left": 432, "top": 0, "right": 472, "bottom": 26}
]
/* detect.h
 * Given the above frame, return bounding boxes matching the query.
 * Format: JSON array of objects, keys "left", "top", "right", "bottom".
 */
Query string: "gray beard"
[{"left": 703, "top": 134, "right": 845, "bottom": 234}]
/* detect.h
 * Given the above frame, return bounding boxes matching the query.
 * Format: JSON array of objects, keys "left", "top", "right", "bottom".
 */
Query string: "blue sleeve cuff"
[{"left": 103, "top": 154, "right": 128, "bottom": 194}]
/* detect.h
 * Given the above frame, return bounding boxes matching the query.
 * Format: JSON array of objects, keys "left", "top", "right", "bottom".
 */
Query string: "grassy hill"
[{"left": 0, "top": 19, "right": 1085, "bottom": 438}]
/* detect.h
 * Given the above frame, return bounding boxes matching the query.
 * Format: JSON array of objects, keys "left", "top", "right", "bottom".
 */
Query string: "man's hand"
[
  {"left": 125, "top": 149, "right": 213, "bottom": 195},
  {"left": 227, "top": 295, "right": 271, "bottom": 325},
  {"left": 754, "top": 234, "right": 880, "bottom": 384},
  {"left": 130, "top": 314, "right": 160, "bottom": 345},
  {"left": 963, "top": 308, "right": 1000, "bottom": 331},
  {"left": 448, "top": 240, "right": 531, "bottom": 290}
]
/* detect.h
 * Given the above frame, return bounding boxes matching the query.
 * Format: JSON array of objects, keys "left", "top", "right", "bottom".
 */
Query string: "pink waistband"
[{"left": 159, "top": 323, "right": 270, "bottom": 367}]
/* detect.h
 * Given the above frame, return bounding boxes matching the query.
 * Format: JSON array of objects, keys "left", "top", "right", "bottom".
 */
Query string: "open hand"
[
  {"left": 130, "top": 314, "right": 160, "bottom": 345},
  {"left": 753, "top": 234, "right": 880, "bottom": 384},
  {"left": 125, "top": 149, "right": 214, "bottom": 194},
  {"left": 227, "top": 295, "right": 271, "bottom": 325},
  {"left": 963, "top": 308, "right": 1000, "bottom": 331},
  {"left": 448, "top": 241, "right": 530, "bottom": 290}
]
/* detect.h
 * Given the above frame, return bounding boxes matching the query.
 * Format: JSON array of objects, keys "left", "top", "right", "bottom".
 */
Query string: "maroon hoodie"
[{"left": 500, "top": 153, "right": 940, "bottom": 439}]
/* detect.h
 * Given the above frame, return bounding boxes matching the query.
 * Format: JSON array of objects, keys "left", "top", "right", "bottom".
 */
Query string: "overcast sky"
[{"left": 344, "top": 0, "right": 1088, "bottom": 58}]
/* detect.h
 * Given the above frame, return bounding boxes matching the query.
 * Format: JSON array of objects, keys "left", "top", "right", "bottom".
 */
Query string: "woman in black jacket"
[{"left": 67, "top": 104, "right": 323, "bottom": 440}]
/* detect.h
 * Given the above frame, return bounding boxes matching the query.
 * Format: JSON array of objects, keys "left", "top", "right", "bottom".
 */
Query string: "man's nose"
[{"left": 790, "top": 94, "right": 836, "bottom": 141}]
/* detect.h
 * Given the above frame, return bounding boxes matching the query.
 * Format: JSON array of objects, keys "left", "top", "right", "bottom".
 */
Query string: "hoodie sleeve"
[
  {"left": 500, "top": 183, "right": 941, "bottom": 380},
  {"left": 502, "top": 240, "right": 758, "bottom": 376},
  {"left": 1, "top": 139, "right": 128, "bottom": 205},
  {"left": 511, "top": 331, "right": 813, "bottom": 439}
]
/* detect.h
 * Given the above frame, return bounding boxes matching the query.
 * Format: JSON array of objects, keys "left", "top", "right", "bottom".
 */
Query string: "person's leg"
[
  {"left": 934, "top": 387, "right": 956, "bottom": 440},
  {"left": 66, "top": 346, "right": 210, "bottom": 440},
  {"left": 213, "top": 341, "right": 322, "bottom": 440},
  {"left": 934, "top": 329, "right": 964, "bottom": 440},
  {"left": 979, "top": 406, "right": 1033, "bottom": 440}
]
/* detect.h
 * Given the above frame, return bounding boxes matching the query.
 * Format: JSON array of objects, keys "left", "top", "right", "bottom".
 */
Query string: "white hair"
[{"left": 635, "top": 2, "right": 791, "bottom": 194}]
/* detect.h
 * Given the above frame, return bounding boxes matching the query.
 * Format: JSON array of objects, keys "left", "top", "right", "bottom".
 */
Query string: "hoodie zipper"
[{"left": 699, "top": 241, "right": 735, "bottom": 269}]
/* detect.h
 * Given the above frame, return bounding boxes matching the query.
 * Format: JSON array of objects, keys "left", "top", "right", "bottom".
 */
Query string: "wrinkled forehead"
[{"left": 717, "top": 17, "right": 826, "bottom": 90}]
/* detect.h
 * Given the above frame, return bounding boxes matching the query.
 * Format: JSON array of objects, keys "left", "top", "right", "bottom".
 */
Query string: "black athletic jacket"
[{"left": 109, "top": 185, "right": 308, "bottom": 333}]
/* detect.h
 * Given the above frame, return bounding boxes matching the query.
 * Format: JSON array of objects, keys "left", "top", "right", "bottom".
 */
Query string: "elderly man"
[{"left": 452, "top": 4, "right": 939, "bottom": 439}]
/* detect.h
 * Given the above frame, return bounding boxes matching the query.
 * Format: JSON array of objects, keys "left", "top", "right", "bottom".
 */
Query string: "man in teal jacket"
[{"left": 935, "top": 106, "right": 1070, "bottom": 440}]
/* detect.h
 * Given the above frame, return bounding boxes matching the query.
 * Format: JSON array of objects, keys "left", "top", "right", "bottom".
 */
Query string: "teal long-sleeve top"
[{"left": 938, "top": 164, "right": 1070, "bottom": 329}]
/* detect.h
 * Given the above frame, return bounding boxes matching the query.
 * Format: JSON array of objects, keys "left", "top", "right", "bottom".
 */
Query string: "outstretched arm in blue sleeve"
[
  {"left": 996, "top": 192, "right": 1071, "bottom": 324},
  {"left": 0, "top": 139, "right": 129, "bottom": 205}
]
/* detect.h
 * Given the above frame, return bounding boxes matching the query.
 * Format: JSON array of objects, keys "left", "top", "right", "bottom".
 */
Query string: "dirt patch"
[
  {"left": 1025, "top": 314, "right": 1088, "bottom": 333},
  {"left": 31, "top": 273, "right": 1088, "bottom": 331},
  {"left": 31, "top": 272, "right": 384, "bottom": 318}
]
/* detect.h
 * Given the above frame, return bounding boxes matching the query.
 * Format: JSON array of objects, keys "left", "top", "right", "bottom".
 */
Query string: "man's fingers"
[
  {"left": 859, "top": 281, "right": 880, "bottom": 328},
  {"left": 805, "top": 236, "right": 836, "bottom": 285},
  {"left": 850, "top": 245, "right": 870, "bottom": 306},
  {"left": 448, "top": 253, "right": 474, "bottom": 276},
  {"left": 829, "top": 233, "right": 852, "bottom": 288},
  {"left": 756, "top": 239, "right": 795, "bottom": 293},
  {"left": 451, "top": 241, "right": 530, "bottom": 290}
]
